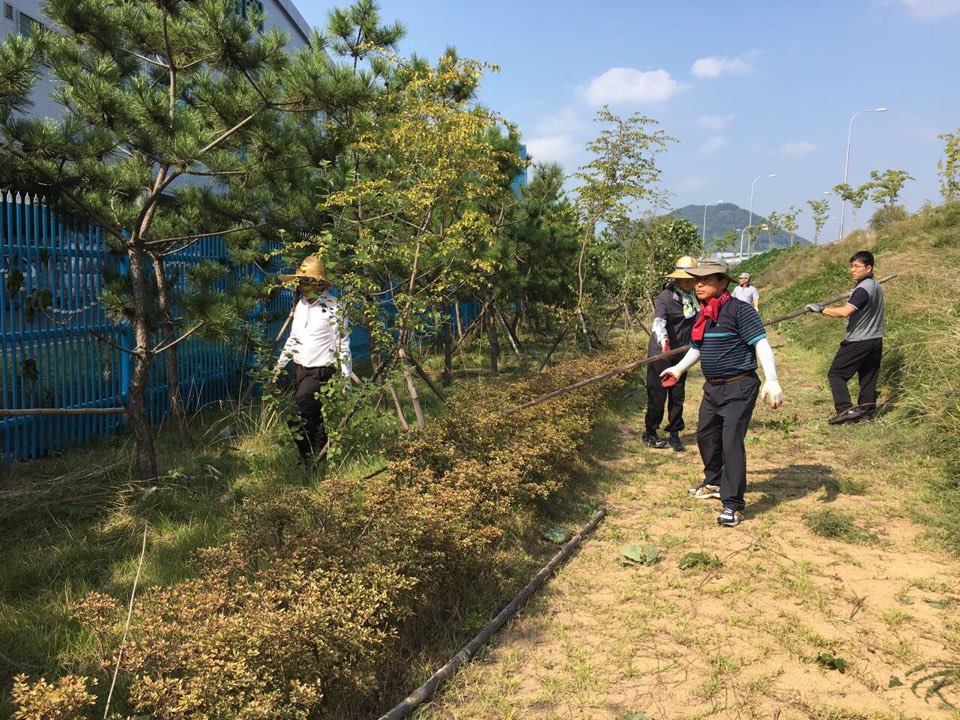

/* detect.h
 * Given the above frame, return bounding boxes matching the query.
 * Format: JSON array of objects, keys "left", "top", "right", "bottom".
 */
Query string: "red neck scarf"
[{"left": 691, "top": 291, "right": 731, "bottom": 342}]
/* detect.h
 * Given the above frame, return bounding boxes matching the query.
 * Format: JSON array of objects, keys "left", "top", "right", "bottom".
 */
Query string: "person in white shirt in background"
[
  {"left": 275, "top": 256, "right": 352, "bottom": 463},
  {"left": 731, "top": 271, "right": 759, "bottom": 311}
]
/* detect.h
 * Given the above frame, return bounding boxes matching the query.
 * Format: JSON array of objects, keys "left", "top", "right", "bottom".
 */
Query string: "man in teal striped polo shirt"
[{"left": 660, "top": 258, "right": 783, "bottom": 527}]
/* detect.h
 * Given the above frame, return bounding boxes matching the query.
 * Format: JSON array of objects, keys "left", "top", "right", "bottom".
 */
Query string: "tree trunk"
[
  {"left": 484, "top": 293, "right": 499, "bottom": 375},
  {"left": 388, "top": 382, "right": 410, "bottom": 432},
  {"left": 576, "top": 307, "right": 592, "bottom": 353},
  {"left": 623, "top": 302, "right": 636, "bottom": 340},
  {"left": 402, "top": 364, "right": 426, "bottom": 429},
  {"left": 127, "top": 246, "right": 159, "bottom": 483},
  {"left": 442, "top": 299, "right": 453, "bottom": 387},
  {"left": 495, "top": 305, "right": 522, "bottom": 359},
  {"left": 454, "top": 301, "right": 463, "bottom": 339},
  {"left": 152, "top": 254, "right": 191, "bottom": 448}
]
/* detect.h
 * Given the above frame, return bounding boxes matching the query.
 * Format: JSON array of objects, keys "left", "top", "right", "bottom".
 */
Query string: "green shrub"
[{"left": 869, "top": 204, "right": 908, "bottom": 231}]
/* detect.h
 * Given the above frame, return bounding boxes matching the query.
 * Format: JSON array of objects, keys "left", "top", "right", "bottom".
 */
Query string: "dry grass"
[{"left": 412, "top": 337, "right": 960, "bottom": 720}]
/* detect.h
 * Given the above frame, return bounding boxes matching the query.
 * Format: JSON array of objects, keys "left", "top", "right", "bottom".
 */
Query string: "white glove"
[
  {"left": 761, "top": 379, "right": 783, "bottom": 409},
  {"left": 660, "top": 366, "right": 682, "bottom": 382},
  {"left": 806, "top": 303, "right": 824, "bottom": 313}
]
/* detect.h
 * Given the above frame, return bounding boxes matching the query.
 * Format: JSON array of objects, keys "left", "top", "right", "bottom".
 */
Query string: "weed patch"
[{"left": 804, "top": 509, "right": 877, "bottom": 544}]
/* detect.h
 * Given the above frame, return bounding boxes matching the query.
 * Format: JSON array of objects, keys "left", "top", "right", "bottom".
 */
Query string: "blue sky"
[{"left": 296, "top": 0, "right": 958, "bottom": 242}]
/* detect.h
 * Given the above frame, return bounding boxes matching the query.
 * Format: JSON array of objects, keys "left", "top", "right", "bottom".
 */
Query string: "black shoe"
[
  {"left": 828, "top": 407, "right": 865, "bottom": 425},
  {"left": 642, "top": 431, "right": 668, "bottom": 449},
  {"left": 667, "top": 433, "right": 683, "bottom": 452},
  {"left": 717, "top": 507, "right": 743, "bottom": 527}
]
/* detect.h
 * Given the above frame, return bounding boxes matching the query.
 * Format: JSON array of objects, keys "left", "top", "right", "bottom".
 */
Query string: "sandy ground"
[{"left": 413, "top": 339, "right": 960, "bottom": 720}]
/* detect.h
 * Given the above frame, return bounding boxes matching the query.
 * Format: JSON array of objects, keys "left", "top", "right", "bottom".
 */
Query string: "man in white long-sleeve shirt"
[{"left": 276, "top": 256, "right": 352, "bottom": 462}]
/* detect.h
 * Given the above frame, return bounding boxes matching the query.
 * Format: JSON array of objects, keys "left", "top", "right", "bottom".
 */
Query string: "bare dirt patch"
[{"left": 414, "top": 339, "right": 960, "bottom": 720}]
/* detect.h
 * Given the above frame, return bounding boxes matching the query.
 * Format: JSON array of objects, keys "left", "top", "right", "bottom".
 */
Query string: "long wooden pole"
[
  {"left": 0, "top": 407, "right": 127, "bottom": 417},
  {"left": 538, "top": 319, "right": 573, "bottom": 372},
  {"left": 377, "top": 508, "right": 607, "bottom": 720},
  {"left": 502, "top": 274, "right": 897, "bottom": 418}
]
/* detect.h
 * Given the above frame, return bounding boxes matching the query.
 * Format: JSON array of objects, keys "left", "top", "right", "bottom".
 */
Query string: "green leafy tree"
[
  {"left": 322, "top": 52, "right": 514, "bottom": 375},
  {"left": 0, "top": 1, "right": 352, "bottom": 482},
  {"left": 763, "top": 210, "right": 780, "bottom": 252},
  {"left": 938, "top": 130, "right": 960, "bottom": 203},
  {"left": 866, "top": 168, "right": 914, "bottom": 206},
  {"left": 806, "top": 198, "right": 830, "bottom": 243},
  {"left": 833, "top": 182, "right": 870, "bottom": 225},
  {"left": 573, "top": 106, "right": 675, "bottom": 349},
  {"left": 780, "top": 204, "right": 801, "bottom": 246},
  {"left": 710, "top": 227, "right": 740, "bottom": 254},
  {"left": 608, "top": 216, "right": 699, "bottom": 319}
]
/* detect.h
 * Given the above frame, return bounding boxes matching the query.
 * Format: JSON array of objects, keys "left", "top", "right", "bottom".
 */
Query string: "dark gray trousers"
[
  {"left": 696, "top": 373, "right": 760, "bottom": 512},
  {"left": 645, "top": 358, "right": 688, "bottom": 434}
]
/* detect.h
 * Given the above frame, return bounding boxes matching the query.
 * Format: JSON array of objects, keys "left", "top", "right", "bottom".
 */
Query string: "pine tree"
[{"left": 0, "top": 0, "right": 368, "bottom": 482}]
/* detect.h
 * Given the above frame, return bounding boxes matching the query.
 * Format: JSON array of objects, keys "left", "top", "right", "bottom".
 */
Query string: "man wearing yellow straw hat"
[
  {"left": 275, "top": 255, "right": 352, "bottom": 463},
  {"left": 642, "top": 256, "right": 699, "bottom": 452}
]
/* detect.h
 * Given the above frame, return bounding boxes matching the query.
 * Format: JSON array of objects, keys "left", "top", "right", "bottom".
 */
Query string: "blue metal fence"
[
  {"left": 1, "top": 191, "right": 127, "bottom": 462},
  {"left": 1, "top": 190, "right": 480, "bottom": 463}
]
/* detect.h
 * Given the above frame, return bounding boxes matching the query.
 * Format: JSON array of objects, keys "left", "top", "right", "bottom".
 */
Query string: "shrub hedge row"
[{"left": 13, "top": 346, "right": 635, "bottom": 719}]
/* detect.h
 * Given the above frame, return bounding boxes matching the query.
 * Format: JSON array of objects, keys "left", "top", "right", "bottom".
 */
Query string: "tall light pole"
[
  {"left": 702, "top": 200, "right": 722, "bottom": 247},
  {"left": 740, "top": 174, "right": 775, "bottom": 261},
  {"left": 837, "top": 107, "right": 887, "bottom": 242}
]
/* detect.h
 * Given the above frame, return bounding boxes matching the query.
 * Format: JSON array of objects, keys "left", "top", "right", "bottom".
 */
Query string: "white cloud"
[
  {"left": 696, "top": 114, "right": 734, "bottom": 131},
  {"left": 533, "top": 106, "right": 584, "bottom": 136},
  {"left": 700, "top": 136, "right": 730, "bottom": 154},
  {"left": 899, "top": 0, "right": 960, "bottom": 19},
  {"left": 780, "top": 141, "right": 818, "bottom": 156},
  {"left": 675, "top": 175, "right": 704, "bottom": 193},
  {"left": 526, "top": 135, "right": 578, "bottom": 164},
  {"left": 583, "top": 68, "right": 685, "bottom": 106},
  {"left": 691, "top": 55, "right": 754, "bottom": 79}
]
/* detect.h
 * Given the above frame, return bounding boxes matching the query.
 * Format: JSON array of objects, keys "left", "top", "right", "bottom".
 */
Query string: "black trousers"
[
  {"left": 645, "top": 358, "right": 687, "bottom": 434},
  {"left": 291, "top": 363, "right": 336, "bottom": 460},
  {"left": 696, "top": 373, "right": 760, "bottom": 512},
  {"left": 828, "top": 338, "right": 883, "bottom": 413}
]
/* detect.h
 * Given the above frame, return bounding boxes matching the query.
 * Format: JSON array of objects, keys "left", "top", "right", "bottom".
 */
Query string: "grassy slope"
[{"left": 738, "top": 202, "right": 960, "bottom": 550}]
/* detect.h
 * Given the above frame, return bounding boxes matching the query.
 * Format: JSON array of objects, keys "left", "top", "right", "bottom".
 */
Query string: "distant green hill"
[{"left": 672, "top": 202, "right": 810, "bottom": 252}]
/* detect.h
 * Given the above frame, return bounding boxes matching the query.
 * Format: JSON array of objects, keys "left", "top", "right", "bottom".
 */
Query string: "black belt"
[{"left": 705, "top": 371, "right": 755, "bottom": 385}]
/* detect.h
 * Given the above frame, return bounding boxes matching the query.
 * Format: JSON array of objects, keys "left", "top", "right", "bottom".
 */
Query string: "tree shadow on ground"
[{"left": 747, "top": 463, "right": 839, "bottom": 518}]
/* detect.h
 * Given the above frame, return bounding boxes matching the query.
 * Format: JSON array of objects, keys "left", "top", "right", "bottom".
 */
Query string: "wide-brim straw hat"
[
  {"left": 664, "top": 256, "right": 699, "bottom": 279},
  {"left": 685, "top": 258, "right": 732, "bottom": 281},
  {"left": 278, "top": 255, "right": 328, "bottom": 283}
]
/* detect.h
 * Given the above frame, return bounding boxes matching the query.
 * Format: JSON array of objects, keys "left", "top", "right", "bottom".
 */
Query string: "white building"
[{"left": 0, "top": 0, "right": 313, "bottom": 120}]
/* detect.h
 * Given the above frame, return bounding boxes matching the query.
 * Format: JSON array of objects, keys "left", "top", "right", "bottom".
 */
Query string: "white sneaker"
[{"left": 688, "top": 484, "right": 720, "bottom": 500}]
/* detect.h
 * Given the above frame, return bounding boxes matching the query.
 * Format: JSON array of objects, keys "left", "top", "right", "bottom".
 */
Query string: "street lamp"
[
  {"left": 702, "top": 200, "right": 722, "bottom": 246},
  {"left": 837, "top": 107, "right": 887, "bottom": 242},
  {"left": 740, "top": 174, "right": 776, "bottom": 261}
]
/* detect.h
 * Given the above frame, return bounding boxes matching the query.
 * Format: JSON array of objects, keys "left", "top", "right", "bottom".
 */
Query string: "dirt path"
[{"left": 414, "top": 338, "right": 960, "bottom": 720}]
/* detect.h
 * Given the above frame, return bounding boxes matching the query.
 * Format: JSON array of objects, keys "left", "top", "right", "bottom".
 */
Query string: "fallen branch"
[{"left": 377, "top": 508, "right": 607, "bottom": 720}]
